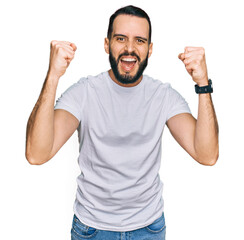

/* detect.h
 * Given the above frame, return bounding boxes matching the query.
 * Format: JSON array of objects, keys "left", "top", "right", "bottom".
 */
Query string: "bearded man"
[{"left": 26, "top": 5, "right": 219, "bottom": 240}]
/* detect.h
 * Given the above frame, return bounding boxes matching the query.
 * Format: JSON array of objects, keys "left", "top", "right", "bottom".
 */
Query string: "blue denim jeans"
[{"left": 71, "top": 212, "right": 166, "bottom": 240}]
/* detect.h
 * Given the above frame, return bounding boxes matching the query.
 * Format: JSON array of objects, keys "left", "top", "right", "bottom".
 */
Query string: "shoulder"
[
  {"left": 144, "top": 74, "right": 170, "bottom": 87},
  {"left": 81, "top": 72, "right": 108, "bottom": 89},
  {"left": 143, "top": 74, "right": 174, "bottom": 94},
  {"left": 68, "top": 72, "right": 106, "bottom": 91},
  {"left": 143, "top": 75, "right": 188, "bottom": 102}
]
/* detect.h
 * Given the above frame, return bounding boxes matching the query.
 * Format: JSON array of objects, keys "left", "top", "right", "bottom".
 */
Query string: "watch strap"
[{"left": 195, "top": 79, "right": 213, "bottom": 94}]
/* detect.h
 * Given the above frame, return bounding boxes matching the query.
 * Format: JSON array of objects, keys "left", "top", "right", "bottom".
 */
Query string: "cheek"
[
  {"left": 138, "top": 46, "right": 149, "bottom": 58},
  {"left": 110, "top": 43, "right": 123, "bottom": 56}
]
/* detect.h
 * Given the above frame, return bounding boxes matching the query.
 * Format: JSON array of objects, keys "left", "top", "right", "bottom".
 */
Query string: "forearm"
[
  {"left": 26, "top": 73, "right": 59, "bottom": 164},
  {"left": 194, "top": 93, "right": 219, "bottom": 165}
]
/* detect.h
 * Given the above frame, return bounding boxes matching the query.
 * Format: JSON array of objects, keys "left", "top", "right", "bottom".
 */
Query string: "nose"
[{"left": 124, "top": 40, "right": 135, "bottom": 53}]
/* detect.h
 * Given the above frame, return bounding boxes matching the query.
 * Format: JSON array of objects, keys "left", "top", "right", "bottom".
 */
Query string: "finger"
[
  {"left": 183, "top": 56, "right": 192, "bottom": 65},
  {"left": 59, "top": 41, "right": 74, "bottom": 47},
  {"left": 184, "top": 51, "right": 198, "bottom": 58},
  {"left": 185, "top": 47, "right": 205, "bottom": 54},
  {"left": 59, "top": 42, "right": 76, "bottom": 52},
  {"left": 185, "top": 64, "right": 194, "bottom": 75},
  {"left": 185, "top": 46, "right": 199, "bottom": 52},
  {"left": 185, "top": 49, "right": 206, "bottom": 58},
  {"left": 51, "top": 40, "right": 76, "bottom": 52},
  {"left": 66, "top": 59, "right": 72, "bottom": 67},
  {"left": 56, "top": 46, "right": 75, "bottom": 61},
  {"left": 55, "top": 42, "right": 76, "bottom": 54},
  {"left": 183, "top": 55, "right": 201, "bottom": 65},
  {"left": 64, "top": 51, "right": 75, "bottom": 61},
  {"left": 60, "top": 41, "right": 77, "bottom": 52},
  {"left": 178, "top": 53, "right": 185, "bottom": 60},
  {"left": 62, "top": 44, "right": 76, "bottom": 54},
  {"left": 185, "top": 61, "right": 198, "bottom": 73},
  {"left": 70, "top": 43, "right": 77, "bottom": 51}
]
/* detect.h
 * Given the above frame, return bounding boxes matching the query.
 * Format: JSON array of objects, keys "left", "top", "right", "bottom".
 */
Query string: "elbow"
[
  {"left": 202, "top": 157, "right": 218, "bottom": 166},
  {"left": 195, "top": 149, "right": 219, "bottom": 166},
  {"left": 25, "top": 150, "right": 50, "bottom": 165},
  {"left": 25, "top": 154, "right": 44, "bottom": 165},
  {"left": 194, "top": 140, "right": 219, "bottom": 166}
]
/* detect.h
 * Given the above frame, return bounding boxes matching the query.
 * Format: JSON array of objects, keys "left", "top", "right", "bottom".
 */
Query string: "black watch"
[{"left": 195, "top": 79, "right": 213, "bottom": 94}]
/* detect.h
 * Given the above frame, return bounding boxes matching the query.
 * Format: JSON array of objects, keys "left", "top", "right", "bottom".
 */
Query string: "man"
[{"left": 26, "top": 5, "right": 219, "bottom": 240}]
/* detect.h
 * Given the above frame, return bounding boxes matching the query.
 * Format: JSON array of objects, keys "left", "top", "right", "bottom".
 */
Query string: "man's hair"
[{"left": 107, "top": 5, "right": 152, "bottom": 44}]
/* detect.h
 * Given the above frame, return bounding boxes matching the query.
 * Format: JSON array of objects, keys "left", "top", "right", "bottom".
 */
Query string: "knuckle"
[
  {"left": 56, "top": 44, "right": 64, "bottom": 52},
  {"left": 56, "top": 45, "right": 61, "bottom": 52},
  {"left": 51, "top": 40, "right": 57, "bottom": 47},
  {"left": 56, "top": 47, "right": 65, "bottom": 57},
  {"left": 199, "top": 47, "right": 205, "bottom": 54}
]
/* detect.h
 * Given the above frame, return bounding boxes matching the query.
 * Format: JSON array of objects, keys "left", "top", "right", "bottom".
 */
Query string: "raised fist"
[
  {"left": 48, "top": 40, "right": 77, "bottom": 79},
  {"left": 178, "top": 47, "right": 208, "bottom": 86}
]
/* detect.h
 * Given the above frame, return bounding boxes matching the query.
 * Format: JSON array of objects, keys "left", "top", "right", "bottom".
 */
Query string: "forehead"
[{"left": 112, "top": 14, "right": 149, "bottom": 38}]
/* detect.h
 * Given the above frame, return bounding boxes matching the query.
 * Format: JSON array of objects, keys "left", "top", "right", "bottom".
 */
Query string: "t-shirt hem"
[
  {"left": 166, "top": 109, "right": 191, "bottom": 122},
  {"left": 73, "top": 209, "right": 164, "bottom": 232},
  {"left": 54, "top": 104, "right": 80, "bottom": 122}
]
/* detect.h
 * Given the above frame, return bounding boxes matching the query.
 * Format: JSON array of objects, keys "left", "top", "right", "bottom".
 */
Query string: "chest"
[{"left": 81, "top": 88, "right": 167, "bottom": 145}]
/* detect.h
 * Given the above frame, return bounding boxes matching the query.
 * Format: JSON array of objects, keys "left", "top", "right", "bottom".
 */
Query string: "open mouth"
[{"left": 120, "top": 57, "right": 137, "bottom": 72}]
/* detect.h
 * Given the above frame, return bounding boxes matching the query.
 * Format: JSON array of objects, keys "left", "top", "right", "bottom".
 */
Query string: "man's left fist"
[{"left": 178, "top": 47, "right": 208, "bottom": 86}]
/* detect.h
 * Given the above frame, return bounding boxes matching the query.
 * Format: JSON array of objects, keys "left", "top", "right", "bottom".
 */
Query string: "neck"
[{"left": 108, "top": 69, "right": 143, "bottom": 88}]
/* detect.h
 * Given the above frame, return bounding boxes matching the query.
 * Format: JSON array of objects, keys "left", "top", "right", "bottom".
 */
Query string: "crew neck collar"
[{"left": 104, "top": 71, "right": 145, "bottom": 93}]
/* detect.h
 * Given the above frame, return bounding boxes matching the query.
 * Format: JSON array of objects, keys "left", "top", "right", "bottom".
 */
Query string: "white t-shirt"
[{"left": 54, "top": 71, "right": 191, "bottom": 231}]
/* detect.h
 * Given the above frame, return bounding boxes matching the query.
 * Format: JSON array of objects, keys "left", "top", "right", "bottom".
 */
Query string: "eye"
[
  {"left": 117, "top": 37, "right": 125, "bottom": 42},
  {"left": 136, "top": 38, "right": 146, "bottom": 44}
]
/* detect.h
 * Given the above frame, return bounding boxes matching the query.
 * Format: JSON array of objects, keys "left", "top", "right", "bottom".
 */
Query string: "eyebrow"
[{"left": 113, "top": 34, "right": 148, "bottom": 42}]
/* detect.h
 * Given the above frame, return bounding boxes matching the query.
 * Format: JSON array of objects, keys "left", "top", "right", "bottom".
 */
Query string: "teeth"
[{"left": 121, "top": 58, "right": 136, "bottom": 62}]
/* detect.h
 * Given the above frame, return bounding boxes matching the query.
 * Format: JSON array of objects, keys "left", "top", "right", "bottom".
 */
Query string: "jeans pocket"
[
  {"left": 71, "top": 215, "right": 99, "bottom": 239},
  {"left": 145, "top": 212, "right": 166, "bottom": 233}
]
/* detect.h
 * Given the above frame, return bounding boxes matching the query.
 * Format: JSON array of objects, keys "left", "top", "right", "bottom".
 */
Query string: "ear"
[
  {"left": 148, "top": 42, "right": 153, "bottom": 58},
  {"left": 104, "top": 38, "right": 110, "bottom": 54}
]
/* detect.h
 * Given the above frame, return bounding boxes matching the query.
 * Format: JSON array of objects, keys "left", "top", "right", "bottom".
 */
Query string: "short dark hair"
[{"left": 107, "top": 5, "right": 152, "bottom": 44}]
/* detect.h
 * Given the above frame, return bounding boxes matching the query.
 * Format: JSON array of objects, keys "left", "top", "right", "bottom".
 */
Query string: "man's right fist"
[{"left": 48, "top": 40, "right": 77, "bottom": 79}]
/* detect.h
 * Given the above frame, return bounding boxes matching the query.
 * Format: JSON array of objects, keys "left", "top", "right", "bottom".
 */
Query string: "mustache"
[{"left": 117, "top": 51, "right": 141, "bottom": 64}]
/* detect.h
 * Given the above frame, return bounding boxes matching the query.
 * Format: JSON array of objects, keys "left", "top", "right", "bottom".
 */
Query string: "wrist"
[
  {"left": 195, "top": 77, "right": 209, "bottom": 87},
  {"left": 195, "top": 79, "right": 213, "bottom": 94},
  {"left": 46, "top": 69, "right": 60, "bottom": 84},
  {"left": 44, "top": 72, "right": 60, "bottom": 91}
]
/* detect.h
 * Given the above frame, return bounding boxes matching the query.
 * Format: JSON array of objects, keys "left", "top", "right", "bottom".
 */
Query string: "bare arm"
[
  {"left": 167, "top": 47, "right": 219, "bottom": 166},
  {"left": 167, "top": 94, "right": 219, "bottom": 165},
  {"left": 25, "top": 41, "right": 78, "bottom": 165}
]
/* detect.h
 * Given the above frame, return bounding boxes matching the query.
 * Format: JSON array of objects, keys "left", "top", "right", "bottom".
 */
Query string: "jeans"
[{"left": 71, "top": 213, "right": 166, "bottom": 240}]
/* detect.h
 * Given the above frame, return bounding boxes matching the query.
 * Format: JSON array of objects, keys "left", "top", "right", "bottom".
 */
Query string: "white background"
[{"left": 1, "top": 0, "right": 243, "bottom": 239}]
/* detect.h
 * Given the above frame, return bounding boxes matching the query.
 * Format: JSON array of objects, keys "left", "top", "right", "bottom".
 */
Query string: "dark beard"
[{"left": 109, "top": 48, "right": 149, "bottom": 85}]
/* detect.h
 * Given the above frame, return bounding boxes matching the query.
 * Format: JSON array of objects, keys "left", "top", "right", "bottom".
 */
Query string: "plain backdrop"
[{"left": 1, "top": 0, "right": 243, "bottom": 239}]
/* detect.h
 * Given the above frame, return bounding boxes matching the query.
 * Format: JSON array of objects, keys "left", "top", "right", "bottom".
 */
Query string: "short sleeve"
[
  {"left": 166, "top": 85, "right": 191, "bottom": 121},
  {"left": 54, "top": 78, "right": 87, "bottom": 122}
]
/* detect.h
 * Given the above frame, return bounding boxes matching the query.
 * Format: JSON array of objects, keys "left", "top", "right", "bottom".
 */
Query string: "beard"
[{"left": 109, "top": 47, "right": 149, "bottom": 85}]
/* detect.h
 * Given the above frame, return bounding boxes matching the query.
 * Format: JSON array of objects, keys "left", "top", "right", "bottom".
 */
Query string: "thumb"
[
  {"left": 178, "top": 53, "right": 185, "bottom": 61},
  {"left": 70, "top": 43, "right": 77, "bottom": 51}
]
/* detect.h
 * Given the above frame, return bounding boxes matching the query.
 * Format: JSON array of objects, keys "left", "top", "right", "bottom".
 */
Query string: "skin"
[
  {"left": 173, "top": 47, "right": 219, "bottom": 165},
  {"left": 25, "top": 15, "right": 219, "bottom": 166},
  {"left": 104, "top": 15, "right": 153, "bottom": 87},
  {"left": 25, "top": 41, "right": 79, "bottom": 164}
]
